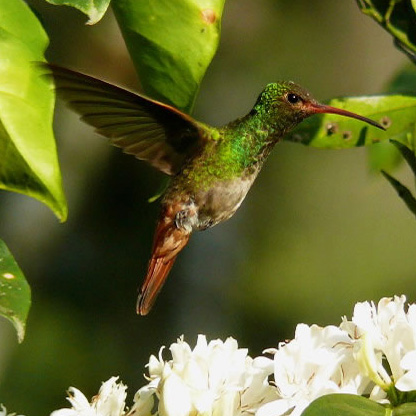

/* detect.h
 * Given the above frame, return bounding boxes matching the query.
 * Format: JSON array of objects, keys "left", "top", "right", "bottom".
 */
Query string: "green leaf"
[
  {"left": 43, "top": 0, "right": 111, "bottom": 25},
  {"left": 367, "top": 65, "right": 416, "bottom": 172},
  {"left": 0, "top": 240, "right": 31, "bottom": 343},
  {"left": 379, "top": 135, "right": 416, "bottom": 219},
  {"left": 301, "top": 394, "right": 387, "bottom": 416},
  {"left": 0, "top": 0, "right": 67, "bottom": 221},
  {"left": 368, "top": 140, "right": 402, "bottom": 172},
  {"left": 390, "top": 139, "right": 416, "bottom": 176},
  {"left": 112, "top": 0, "right": 225, "bottom": 113},
  {"left": 388, "top": 65, "right": 416, "bottom": 95},
  {"left": 286, "top": 95, "right": 416, "bottom": 149},
  {"left": 356, "top": 0, "right": 416, "bottom": 60},
  {"left": 393, "top": 402, "right": 416, "bottom": 415},
  {"left": 381, "top": 170, "right": 416, "bottom": 218}
]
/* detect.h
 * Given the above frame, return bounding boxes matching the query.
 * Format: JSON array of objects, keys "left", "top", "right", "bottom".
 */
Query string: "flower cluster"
[
  {"left": 341, "top": 295, "right": 416, "bottom": 398},
  {"left": 257, "top": 324, "right": 369, "bottom": 416},
  {"left": 131, "top": 335, "right": 276, "bottom": 416},
  {"left": 51, "top": 296, "right": 416, "bottom": 416}
]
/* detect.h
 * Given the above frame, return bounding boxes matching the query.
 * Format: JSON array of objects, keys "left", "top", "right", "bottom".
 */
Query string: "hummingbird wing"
[{"left": 44, "top": 64, "right": 208, "bottom": 175}]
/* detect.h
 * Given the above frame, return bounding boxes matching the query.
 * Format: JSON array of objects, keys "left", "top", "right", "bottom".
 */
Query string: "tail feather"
[
  {"left": 137, "top": 255, "right": 178, "bottom": 315},
  {"left": 137, "top": 213, "right": 191, "bottom": 315}
]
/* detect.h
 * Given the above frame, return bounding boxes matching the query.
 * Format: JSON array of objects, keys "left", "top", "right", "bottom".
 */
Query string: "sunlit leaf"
[
  {"left": 0, "top": 0, "right": 67, "bottom": 221},
  {"left": 0, "top": 240, "right": 31, "bottom": 343},
  {"left": 43, "top": 0, "right": 111, "bottom": 25},
  {"left": 287, "top": 95, "right": 415, "bottom": 149},
  {"left": 301, "top": 394, "right": 387, "bottom": 416},
  {"left": 367, "top": 65, "right": 416, "bottom": 172},
  {"left": 112, "top": 0, "right": 225, "bottom": 113},
  {"left": 375, "top": 66, "right": 416, "bottom": 217}
]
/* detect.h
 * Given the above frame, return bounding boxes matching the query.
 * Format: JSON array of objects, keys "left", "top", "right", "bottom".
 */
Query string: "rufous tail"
[{"left": 137, "top": 214, "right": 190, "bottom": 315}]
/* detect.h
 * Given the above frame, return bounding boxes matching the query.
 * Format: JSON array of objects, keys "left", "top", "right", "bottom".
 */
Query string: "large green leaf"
[
  {"left": 301, "top": 394, "right": 386, "bottom": 416},
  {"left": 286, "top": 95, "right": 416, "bottom": 149},
  {"left": 112, "top": 0, "right": 225, "bottom": 113},
  {"left": 393, "top": 403, "right": 416, "bottom": 415},
  {"left": 0, "top": 240, "right": 31, "bottom": 343},
  {"left": 356, "top": 0, "right": 416, "bottom": 60},
  {"left": 44, "top": 0, "right": 111, "bottom": 25},
  {"left": 0, "top": 0, "right": 67, "bottom": 221}
]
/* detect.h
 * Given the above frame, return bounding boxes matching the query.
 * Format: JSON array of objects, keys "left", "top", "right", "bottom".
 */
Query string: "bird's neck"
[{"left": 219, "top": 109, "right": 286, "bottom": 170}]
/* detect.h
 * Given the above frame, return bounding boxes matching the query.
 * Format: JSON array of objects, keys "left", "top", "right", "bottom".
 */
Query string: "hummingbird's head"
[{"left": 253, "top": 81, "right": 385, "bottom": 135}]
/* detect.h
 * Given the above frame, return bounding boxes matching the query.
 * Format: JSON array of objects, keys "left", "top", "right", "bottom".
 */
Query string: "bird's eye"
[{"left": 287, "top": 93, "right": 301, "bottom": 104}]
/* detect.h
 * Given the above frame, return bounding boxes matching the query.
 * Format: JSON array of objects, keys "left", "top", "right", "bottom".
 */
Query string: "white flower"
[
  {"left": 50, "top": 296, "right": 416, "bottom": 416},
  {"left": 340, "top": 296, "right": 416, "bottom": 394},
  {"left": 51, "top": 377, "right": 127, "bottom": 416},
  {"left": 127, "top": 383, "right": 156, "bottom": 416},
  {"left": 396, "top": 350, "right": 416, "bottom": 391},
  {"left": 132, "top": 335, "right": 275, "bottom": 416},
  {"left": 0, "top": 404, "right": 23, "bottom": 416},
  {"left": 257, "top": 324, "right": 370, "bottom": 416}
]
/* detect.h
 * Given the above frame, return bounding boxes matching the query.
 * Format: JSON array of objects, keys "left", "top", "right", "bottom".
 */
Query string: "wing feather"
[{"left": 43, "top": 64, "right": 209, "bottom": 175}]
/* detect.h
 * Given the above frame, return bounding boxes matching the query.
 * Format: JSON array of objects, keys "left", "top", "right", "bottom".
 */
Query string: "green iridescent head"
[
  {"left": 251, "top": 81, "right": 318, "bottom": 133},
  {"left": 258, "top": 82, "right": 314, "bottom": 106},
  {"left": 251, "top": 81, "right": 384, "bottom": 134}
]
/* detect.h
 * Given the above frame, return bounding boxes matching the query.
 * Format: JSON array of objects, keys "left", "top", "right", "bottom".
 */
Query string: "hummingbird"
[{"left": 44, "top": 64, "right": 385, "bottom": 315}]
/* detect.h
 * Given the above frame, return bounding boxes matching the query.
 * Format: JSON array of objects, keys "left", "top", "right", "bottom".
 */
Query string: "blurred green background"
[{"left": 1, "top": 0, "right": 416, "bottom": 414}]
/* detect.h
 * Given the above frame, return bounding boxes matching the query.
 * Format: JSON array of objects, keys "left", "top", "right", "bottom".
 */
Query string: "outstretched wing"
[{"left": 43, "top": 64, "right": 207, "bottom": 175}]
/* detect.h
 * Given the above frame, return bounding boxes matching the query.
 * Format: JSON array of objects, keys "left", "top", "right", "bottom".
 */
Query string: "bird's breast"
[
  {"left": 164, "top": 145, "right": 266, "bottom": 233},
  {"left": 193, "top": 169, "right": 259, "bottom": 230}
]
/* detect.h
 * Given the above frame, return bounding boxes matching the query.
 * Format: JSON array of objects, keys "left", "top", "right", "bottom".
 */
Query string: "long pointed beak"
[{"left": 308, "top": 102, "right": 386, "bottom": 131}]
